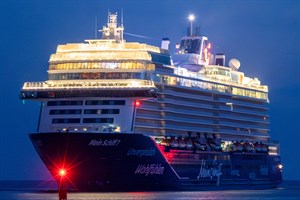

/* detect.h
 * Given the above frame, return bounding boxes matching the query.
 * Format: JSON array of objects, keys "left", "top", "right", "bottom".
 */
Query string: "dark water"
[{"left": 0, "top": 180, "right": 299, "bottom": 200}]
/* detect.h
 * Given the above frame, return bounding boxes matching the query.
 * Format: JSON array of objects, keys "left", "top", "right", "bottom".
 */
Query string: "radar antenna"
[
  {"left": 94, "top": 16, "right": 98, "bottom": 39},
  {"left": 101, "top": 12, "right": 124, "bottom": 42},
  {"left": 121, "top": 8, "right": 124, "bottom": 28}
]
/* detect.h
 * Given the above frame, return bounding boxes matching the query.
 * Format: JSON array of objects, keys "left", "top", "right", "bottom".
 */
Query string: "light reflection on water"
[
  {"left": 12, "top": 189, "right": 300, "bottom": 200},
  {"left": 0, "top": 181, "right": 298, "bottom": 200}
]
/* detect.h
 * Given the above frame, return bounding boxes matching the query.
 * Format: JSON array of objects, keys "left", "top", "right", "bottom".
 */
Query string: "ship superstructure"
[
  {"left": 22, "top": 12, "right": 167, "bottom": 135},
  {"left": 20, "top": 13, "right": 282, "bottom": 191}
]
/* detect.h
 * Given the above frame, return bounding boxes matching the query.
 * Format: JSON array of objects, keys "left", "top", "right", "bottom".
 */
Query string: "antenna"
[
  {"left": 188, "top": 14, "right": 195, "bottom": 36},
  {"left": 121, "top": 8, "right": 124, "bottom": 27},
  {"left": 124, "top": 32, "right": 159, "bottom": 41},
  {"left": 94, "top": 16, "right": 97, "bottom": 39},
  {"left": 107, "top": 8, "right": 110, "bottom": 24}
]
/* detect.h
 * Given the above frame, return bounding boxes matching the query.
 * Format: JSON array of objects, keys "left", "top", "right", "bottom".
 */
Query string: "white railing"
[{"left": 22, "top": 79, "right": 155, "bottom": 90}]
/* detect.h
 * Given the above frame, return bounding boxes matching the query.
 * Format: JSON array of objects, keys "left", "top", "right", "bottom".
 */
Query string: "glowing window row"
[
  {"left": 50, "top": 109, "right": 81, "bottom": 115},
  {"left": 49, "top": 61, "right": 155, "bottom": 71},
  {"left": 206, "top": 68, "right": 230, "bottom": 76},
  {"left": 232, "top": 87, "right": 267, "bottom": 99},
  {"left": 50, "top": 52, "right": 151, "bottom": 62},
  {"left": 155, "top": 75, "right": 268, "bottom": 100},
  {"left": 84, "top": 109, "right": 120, "bottom": 114},
  {"left": 49, "top": 109, "right": 120, "bottom": 115},
  {"left": 52, "top": 118, "right": 114, "bottom": 124},
  {"left": 85, "top": 100, "right": 125, "bottom": 105},
  {"left": 48, "top": 72, "right": 149, "bottom": 80},
  {"left": 47, "top": 100, "right": 83, "bottom": 106},
  {"left": 47, "top": 100, "right": 126, "bottom": 106},
  {"left": 83, "top": 118, "right": 114, "bottom": 123}
]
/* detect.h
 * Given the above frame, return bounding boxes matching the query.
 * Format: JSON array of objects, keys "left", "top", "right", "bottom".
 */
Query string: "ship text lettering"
[
  {"left": 198, "top": 160, "right": 222, "bottom": 179},
  {"left": 127, "top": 148, "right": 156, "bottom": 157},
  {"left": 135, "top": 164, "right": 164, "bottom": 176},
  {"left": 88, "top": 139, "right": 121, "bottom": 147}
]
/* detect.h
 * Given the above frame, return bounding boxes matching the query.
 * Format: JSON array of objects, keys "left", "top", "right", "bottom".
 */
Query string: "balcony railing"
[{"left": 22, "top": 79, "right": 155, "bottom": 91}]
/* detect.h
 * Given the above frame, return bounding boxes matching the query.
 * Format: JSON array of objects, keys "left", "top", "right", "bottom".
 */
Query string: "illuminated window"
[
  {"left": 52, "top": 118, "right": 80, "bottom": 124},
  {"left": 49, "top": 109, "right": 82, "bottom": 115},
  {"left": 85, "top": 100, "right": 125, "bottom": 105},
  {"left": 83, "top": 118, "right": 114, "bottom": 123},
  {"left": 84, "top": 109, "right": 120, "bottom": 114},
  {"left": 47, "top": 100, "right": 83, "bottom": 106},
  {"left": 50, "top": 61, "right": 153, "bottom": 71}
]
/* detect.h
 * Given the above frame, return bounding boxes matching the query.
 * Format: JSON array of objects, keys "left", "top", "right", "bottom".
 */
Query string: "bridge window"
[
  {"left": 49, "top": 109, "right": 82, "bottom": 115},
  {"left": 47, "top": 100, "right": 83, "bottom": 106},
  {"left": 83, "top": 118, "right": 114, "bottom": 123},
  {"left": 85, "top": 100, "right": 125, "bottom": 105},
  {"left": 52, "top": 118, "right": 80, "bottom": 124},
  {"left": 84, "top": 109, "right": 120, "bottom": 114}
]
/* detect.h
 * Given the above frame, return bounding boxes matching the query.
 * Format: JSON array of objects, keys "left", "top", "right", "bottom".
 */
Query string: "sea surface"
[{"left": 0, "top": 180, "right": 299, "bottom": 200}]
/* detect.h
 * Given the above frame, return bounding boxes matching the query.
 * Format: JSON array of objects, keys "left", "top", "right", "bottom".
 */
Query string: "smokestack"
[
  {"left": 161, "top": 38, "right": 170, "bottom": 51},
  {"left": 215, "top": 54, "right": 226, "bottom": 66}
]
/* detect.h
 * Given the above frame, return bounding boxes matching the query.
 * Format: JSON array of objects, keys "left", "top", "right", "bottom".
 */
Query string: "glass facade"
[
  {"left": 50, "top": 51, "right": 152, "bottom": 63},
  {"left": 180, "top": 39, "right": 202, "bottom": 54},
  {"left": 206, "top": 67, "right": 230, "bottom": 77},
  {"left": 158, "top": 75, "right": 268, "bottom": 100},
  {"left": 49, "top": 61, "right": 155, "bottom": 71},
  {"left": 27, "top": 72, "right": 267, "bottom": 100},
  {"left": 48, "top": 72, "right": 147, "bottom": 80},
  {"left": 149, "top": 52, "right": 172, "bottom": 65}
]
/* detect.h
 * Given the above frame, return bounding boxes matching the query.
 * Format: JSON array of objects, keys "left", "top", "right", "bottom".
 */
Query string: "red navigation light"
[
  {"left": 59, "top": 169, "right": 66, "bottom": 177},
  {"left": 135, "top": 101, "right": 141, "bottom": 107}
]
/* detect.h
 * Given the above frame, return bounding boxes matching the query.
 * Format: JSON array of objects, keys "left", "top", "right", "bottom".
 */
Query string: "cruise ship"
[{"left": 20, "top": 13, "right": 282, "bottom": 191}]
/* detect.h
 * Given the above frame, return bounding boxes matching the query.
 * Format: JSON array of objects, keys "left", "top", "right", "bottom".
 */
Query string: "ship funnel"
[
  {"left": 161, "top": 38, "right": 170, "bottom": 51},
  {"left": 215, "top": 54, "right": 226, "bottom": 66}
]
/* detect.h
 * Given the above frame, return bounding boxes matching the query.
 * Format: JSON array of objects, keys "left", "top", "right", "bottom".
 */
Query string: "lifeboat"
[
  {"left": 194, "top": 136, "right": 207, "bottom": 151},
  {"left": 233, "top": 141, "right": 244, "bottom": 152},
  {"left": 160, "top": 137, "right": 168, "bottom": 146},
  {"left": 185, "top": 138, "right": 193, "bottom": 149},
  {"left": 178, "top": 137, "right": 186, "bottom": 148},
  {"left": 254, "top": 142, "right": 262, "bottom": 152},
  {"left": 170, "top": 137, "right": 179, "bottom": 148},
  {"left": 210, "top": 143, "right": 222, "bottom": 151},
  {"left": 243, "top": 142, "right": 254, "bottom": 152},
  {"left": 261, "top": 144, "right": 268, "bottom": 152}
]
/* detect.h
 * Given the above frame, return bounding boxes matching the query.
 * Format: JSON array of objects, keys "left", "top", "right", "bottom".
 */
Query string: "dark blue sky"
[{"left": 0, "top": 0, "right": 299, "bottom": 180}]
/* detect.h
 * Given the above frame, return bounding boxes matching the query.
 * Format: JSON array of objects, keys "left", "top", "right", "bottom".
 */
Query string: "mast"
[
  {"left": 94, "top": 16, "right": 97, "bottom": 39},
  {"left": 101, "top": 12, "right": 124, "bottom": 42}
]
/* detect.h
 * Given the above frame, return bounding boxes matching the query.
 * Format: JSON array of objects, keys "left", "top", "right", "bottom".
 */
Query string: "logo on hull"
[
  {"left": 197, "top": 160, "right": 222, "bottom": 179},
  {"left": 127, "top": 148, "right": 156, "bottom": 157},
  {"left": 88, "top": 139, "right": 121, "bottom": 147},
  {"left": 134, "top": 164, "right": 164, "bottom": 176}
]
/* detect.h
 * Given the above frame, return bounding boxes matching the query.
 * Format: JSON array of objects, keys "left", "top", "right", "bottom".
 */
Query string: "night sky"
[{"left": 0, "top": 0, "right": 299, "bottom": 181}]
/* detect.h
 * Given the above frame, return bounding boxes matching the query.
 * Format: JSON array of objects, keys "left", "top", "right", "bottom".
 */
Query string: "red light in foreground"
[
  {"left": 59, "top": 169, "right": 66, "bottom": 177},
  {"left": 135, "top": 101, "right": 141, "bottom": 106}
]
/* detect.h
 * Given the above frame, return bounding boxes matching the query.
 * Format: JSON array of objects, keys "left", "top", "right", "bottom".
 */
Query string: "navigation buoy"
[
  {"left": 58, "top": 182, "right": 67, "bottom": 200},
  {"left": 58, "top": 169, "right": 67, "bottom": 200}
]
